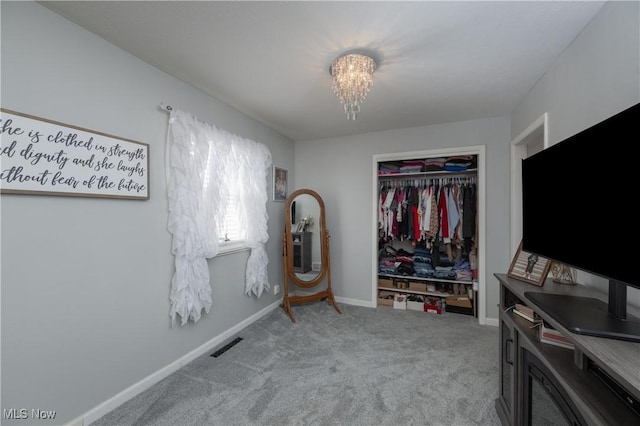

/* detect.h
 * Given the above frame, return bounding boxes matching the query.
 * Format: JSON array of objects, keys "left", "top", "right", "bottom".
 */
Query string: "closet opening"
[{"left": 372, "top": 147, "right": 486, "bottom": 325}]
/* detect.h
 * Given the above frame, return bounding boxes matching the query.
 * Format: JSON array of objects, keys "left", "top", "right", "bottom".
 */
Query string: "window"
[
  {"left": 219, "top": 191, "right": 247, "bottom": 253},
  {"left": 202, "top": 138, "right": 247, "bottom": 254},
  {"left": 166, "top": 107, "right": 273, "bottom": 325}
]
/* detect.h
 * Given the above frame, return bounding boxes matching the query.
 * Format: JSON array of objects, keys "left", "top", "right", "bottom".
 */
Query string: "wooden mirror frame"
[{"left": 282, "top": 188, "right": 341, "bottom": 322}]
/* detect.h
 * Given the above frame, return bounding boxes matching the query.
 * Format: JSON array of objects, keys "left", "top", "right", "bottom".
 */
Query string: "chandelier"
[{"left": 330, "top": 53, "right": 377, "bottom": 120}]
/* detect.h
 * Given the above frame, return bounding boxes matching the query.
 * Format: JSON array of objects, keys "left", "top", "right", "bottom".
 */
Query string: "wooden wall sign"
[{"left": 0, "top": 108, "right": 149, "bottom": 200}]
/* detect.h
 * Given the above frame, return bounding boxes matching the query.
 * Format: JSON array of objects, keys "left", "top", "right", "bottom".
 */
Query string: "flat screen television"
[{"left": 521, "top": 102, "right": 640, "bottom": 342}]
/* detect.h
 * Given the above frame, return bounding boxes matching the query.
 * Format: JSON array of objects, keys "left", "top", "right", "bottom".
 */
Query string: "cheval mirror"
[{"left": 282, "top": 188, "right": 341, "bottom": 322}]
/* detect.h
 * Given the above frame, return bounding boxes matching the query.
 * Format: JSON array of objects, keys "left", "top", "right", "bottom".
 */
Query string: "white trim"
[
  {"left": 510, "top": 113, "right": 548, "bottom": 256},
  {"left": 216, "top": 243, "right": 250, "bottom": 256},
  {"left": 372, "top": 145, "right": 487, "bottom": 325},
  {"left": 476, "top": 147, "right": 487, "bottom": 325},
  {"left": 484, "top": 317, "right": 499, "bottom": 327},
  {"left": 335, "top": 296, "right": 374, "bottom": 308},
  {"left": 339, "top": 296, "right": 499, "bottom": 324},
  {"left": 81, "top": 300, "right": 281, "bottom": 426}
]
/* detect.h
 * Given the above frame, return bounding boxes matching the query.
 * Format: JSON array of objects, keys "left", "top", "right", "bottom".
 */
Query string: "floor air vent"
[{"left": 210, "top": 337, "right": 243, "bottom": 358}]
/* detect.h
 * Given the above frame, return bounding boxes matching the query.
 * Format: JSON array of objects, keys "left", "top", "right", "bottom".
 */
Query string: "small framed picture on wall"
[
  {"left": 273, "top": 166, "right": 288, "bottom": 202},
  {"left": 508, "top": 241, "right": 552, "bottom": 286}
]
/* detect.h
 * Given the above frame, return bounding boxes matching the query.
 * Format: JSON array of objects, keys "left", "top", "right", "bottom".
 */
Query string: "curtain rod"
[{"left": 160, "top": 103, "right": 209, "bottom": 126}]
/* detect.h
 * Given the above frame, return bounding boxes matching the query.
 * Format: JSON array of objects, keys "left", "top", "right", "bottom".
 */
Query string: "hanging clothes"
[
  {"left": 378, "top": 177, "right": 476, "bottom": 248},
  {"left": 377, "top": 158, "right": 478, "bottom": 292}
]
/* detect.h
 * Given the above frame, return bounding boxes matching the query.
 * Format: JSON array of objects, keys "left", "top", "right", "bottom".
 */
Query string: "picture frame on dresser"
[{"left": 507, "top": 241, "right": 551, "bottom": 286}]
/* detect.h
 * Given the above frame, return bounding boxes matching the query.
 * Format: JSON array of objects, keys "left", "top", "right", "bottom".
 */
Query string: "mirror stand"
[{"left": 281, "top": 189, "right": 341, "bottom": 323}]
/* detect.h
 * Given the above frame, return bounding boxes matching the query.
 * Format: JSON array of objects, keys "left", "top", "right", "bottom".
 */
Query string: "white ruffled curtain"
[{"left": 166, "top": 108, "right": 272, "bottom": 326}]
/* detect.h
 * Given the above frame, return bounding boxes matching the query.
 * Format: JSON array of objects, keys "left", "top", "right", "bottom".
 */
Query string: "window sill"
[{"left": 217, "top": 241, "right": 250, "bottom": 256}]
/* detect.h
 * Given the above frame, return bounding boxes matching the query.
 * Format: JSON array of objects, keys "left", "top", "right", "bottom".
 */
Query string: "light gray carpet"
[{"left": 92, "top": 302, "right": 500, "bottom": 426}]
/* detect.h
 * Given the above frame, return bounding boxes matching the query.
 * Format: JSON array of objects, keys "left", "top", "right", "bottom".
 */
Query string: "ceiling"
[{"left": 42, "top": 1, "right": 605, "bottom": 142}]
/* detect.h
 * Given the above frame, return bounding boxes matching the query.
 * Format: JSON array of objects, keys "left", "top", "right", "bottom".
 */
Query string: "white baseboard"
[
  {"left": 291, "top": 290, "right": 373, "bottom": 309},
  {"left": 335, "top": 295, "right": 373, "bottom": 308},
  {"left": 296, "top": 289, "right": 496, "bottom": 324},
  {"left": 336, "top": 293, "right": 498, "bottom": 325},
  {"left": 484, "top": 317, "right": 499, "bottom": 327},
  {"left": 80, "top": 300, "right": 281, "bottom": 426}
]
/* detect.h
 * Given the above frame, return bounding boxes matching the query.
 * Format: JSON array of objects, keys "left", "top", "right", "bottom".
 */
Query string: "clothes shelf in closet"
[
  {"left": 378, "top": 156, "right": 478, "bottom": 178},
  {"left": 378, "top": 168, "right": 477, "bottom": 179},
  {"left": 378, "top": 274, "right": 473, "bottom": 294},
  {"left": 377, "top": 274, "right": 476, "bottom": 316}
]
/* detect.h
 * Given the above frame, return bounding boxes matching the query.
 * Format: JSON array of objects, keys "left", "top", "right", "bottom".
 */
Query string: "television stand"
[
  {"left": 524, "top": 292, "right": 640, "bottom": 342},
  {"left": 495, "top": 273, "right": 640, "bottom": 426}
]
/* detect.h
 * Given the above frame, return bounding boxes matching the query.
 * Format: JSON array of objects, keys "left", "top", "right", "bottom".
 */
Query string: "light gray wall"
[
  {"left": 1, "top": 2, "right": 294, "bottom": 424},
  {"left": 511, "top": 0, "right": 640, "bottom": 303},
  {"left": 294, "top": 117, "right": 512, "bottom": 320},
  {"left": 512, "top": 1, "right": 639, "bottom": 144}
]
